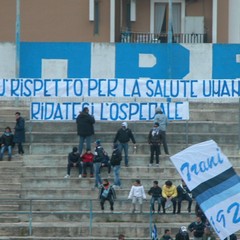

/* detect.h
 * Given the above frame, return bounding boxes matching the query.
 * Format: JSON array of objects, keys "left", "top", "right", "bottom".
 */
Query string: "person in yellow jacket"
[{"left": 162, "top": 180, "right": 178, "bottom": 214}]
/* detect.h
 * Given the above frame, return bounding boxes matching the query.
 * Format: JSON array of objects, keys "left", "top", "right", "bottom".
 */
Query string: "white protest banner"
[
  {"left": 170, "top": 140, "right": 240, "bottom": 240},
  {"left": 30, "top": 101, "right": 189, "bottom": 121},
  {"left": 1, "top": 78, "right": 240, "bottom": 98}
]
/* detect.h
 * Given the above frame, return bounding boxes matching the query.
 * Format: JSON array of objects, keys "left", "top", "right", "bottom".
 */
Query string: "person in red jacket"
[{"left": 81, "top": 148, "right": 94, "bottom": 178}]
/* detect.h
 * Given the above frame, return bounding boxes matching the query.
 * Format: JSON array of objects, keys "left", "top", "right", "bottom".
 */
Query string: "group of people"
[
  {"left": 0, "top": 112, "right": 25, "bottom": 161},
  {"left": 67, "top": 106, "right": 170, "bottom": 186}
]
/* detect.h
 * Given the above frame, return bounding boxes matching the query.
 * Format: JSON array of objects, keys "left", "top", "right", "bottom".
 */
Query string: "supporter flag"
[
  {"left": 170, "top": 140, "right": 240, "bottom": 240},
  {"left": 151, "top": 223, "right": 158, "bottom": 240}
]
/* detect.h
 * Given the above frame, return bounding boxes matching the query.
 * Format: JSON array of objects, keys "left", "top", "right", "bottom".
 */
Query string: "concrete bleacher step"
[
  {"left": 26, "top": 142, "right": 240, "bottom": 155},
  {"left": 18, "top": 199, "right": 196, "bottom": 213},
  {"left": 0, "top": 221, "right": 190, "bottom": 237}
]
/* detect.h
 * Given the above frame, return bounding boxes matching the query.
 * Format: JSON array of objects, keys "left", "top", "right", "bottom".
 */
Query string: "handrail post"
[
  {"left": 149, "top": 200, "right": 152, "bottom": 239},
  {"left": 89, "top": 199, "right": 93, "bottom": 236},
  {"left": 29, "top": 199, "right": 32, "bottom": 236}
]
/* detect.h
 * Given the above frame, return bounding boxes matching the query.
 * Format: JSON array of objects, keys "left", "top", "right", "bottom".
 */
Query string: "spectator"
[
  {"left": 177, "top": 179, "right": 193, "bottom": 214},
  {"left": 76, "top": 107, "right": 95, "bottom": 155},
  {"left": 81, "top": 148, "right": 94, "bottom": 178},
  {"left": 148, "top": 180, "right": 163, "bottom": 214},
  {"left": 14, "top": 112, "right": 25, "bottom": 155},
  {"left": 154, "top": 107, "right": 169, "bottom": 155},
  {"left": 118, "top": 234, "right": 125, "bottom": 240},
  {"left": 160, "top": 229, "right": 173, "bottom": 240},
  {"left": 0, "top": 127, "right": 14, "bottom": 161},
  {"left": 64, "top": 147, "right": 82, "bottom": 178},
  {"left": 113, "top": 122, "right": 136, "bottom": 167},
  {"left": 188, "top": 215, "right": 205, "bottom": 240},
  {"left": 202, "top": 227, "right": 216, "bottom": 240},
  {"left": 94, "top": 140, "right": 106, "bottom": 188},
  {"left": 148, "top": 122, "right": 162, "bottom": 167},
  {"left": 100, "top": 152, "right": 111, "bottom": 178},
  {"left": 110, "top": 143, "right": 122, "bottom": 189},
  {"left": 99, "top": 179, "right": 116, "bottom": 213},
  {"left": 162, "top": 180, "right": 177, "bottom": 214},
  {"left": 175, "top": 226, "right": 190, "bottom": 240},
  {"left": 128, "top": 179, "right": 146, "bottom": 213},
  {"left": 195, "top": 203, "right": 207, "bottom": 224}
]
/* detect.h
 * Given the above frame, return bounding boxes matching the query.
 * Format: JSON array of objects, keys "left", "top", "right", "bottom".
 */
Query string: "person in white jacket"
[{"left": 128, "top": 179, "right": 146, "bottom": 213}]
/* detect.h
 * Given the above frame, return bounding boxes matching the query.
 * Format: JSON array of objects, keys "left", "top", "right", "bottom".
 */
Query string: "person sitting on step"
[
  {"left": 64, "top": 147, "right": 82, "bottom": 178},
  {"left": 81, "top": 148, "right": 94, "bottom": 178},
  {"left": 99, "top": 178, "right": 116, "bottom": 213},
  {"left": 0, "top": 126, "right": 14, "bottom": 161}
]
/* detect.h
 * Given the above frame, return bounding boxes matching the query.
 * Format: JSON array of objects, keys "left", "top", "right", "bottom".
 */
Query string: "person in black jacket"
[
  {"left": 148, "top": 122, "right": 162, "bottom": 167},
  {"left": 94, "top": 140, "right": 106, "bottom": 188},
  {"left": 13, "top": 112, "right": 25, "bottom": 155},
  {"left": 148, "top": 180, "right": 163, "bottom": 214},
  {"left": 113, "top": 122, "right": 136, "bottom": 167},
  {"left": 76, "top": 107, "right": 95, "bottom": 155},
  {"left": 188, "top": 215, "right": 205, "bottom": 240},
  {"left": 64, "top": 147, "right": 82, "bottom": 178},
  {"left": 99, "top": 179, "right": 116, "bottom": 212},
  {"left": 0, "top": 127, "right": 14, "bottom": 161},
  {"left": 110, "top": 143, "right": 122, "bottom": 189},
  {"left": 177, "top": 179, "right": 193, "bottom": 214}
]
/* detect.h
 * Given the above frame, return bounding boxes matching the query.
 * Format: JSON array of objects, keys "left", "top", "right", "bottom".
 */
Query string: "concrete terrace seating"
[{"left": 0, "top": 99, "right": 240, "bottom": 239}]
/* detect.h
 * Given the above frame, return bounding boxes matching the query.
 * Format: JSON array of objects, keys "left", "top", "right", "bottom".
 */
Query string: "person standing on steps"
[
  {"left": 148, "top": 122, "right": 162, "bottom": 167},
  {"left": 154, "top": 107, "right": 170, "bottom": 156},
  {"left": 93, "top": 140, "right": 106, "bottom": 188},
  {"left": 76, "top": 107, "right": 95, "bottom": 155},
  {"left": 110, "top": 143, "right": 122, "bottom": 189},
  {"left": 113, "top": 122, "right": 136, "bottom": 167},
  {"left": 128, "top": 179, "right": 146, "bottom": 213},
  {"left": 14, "top": 112, "right": 25, "bottom": 155},
  {"left": 0, "top": 127, "right": 14, "bottom": 161}
]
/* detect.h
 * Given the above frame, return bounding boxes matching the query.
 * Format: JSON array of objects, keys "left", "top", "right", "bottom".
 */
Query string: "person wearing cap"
[
  {"left": 110, "top": 143, "right": 122, "bottom": 189},
  {"left": 113, "top": 122, "right": 136, "bottom": 167},
  {"left": 154, "top": 107, "right": 169, "bottom": 156},
  {"left": 81, "top": 148, "right": 94, "bottom": 178},
  {"left": 64, "top": 147, "right": 82, "bottom": 178},
  {"left": 13, "top": 112, "right": 25, "bottom": 155},
  {"left": 148, "top": 122, "right": 162, "bottom": 167},
  {"left": 76, "top": 107, "right": 95, "bottom": 155}
]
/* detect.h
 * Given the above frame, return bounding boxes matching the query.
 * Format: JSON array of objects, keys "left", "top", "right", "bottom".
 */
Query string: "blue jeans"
[
  {"left": 0, "top": 145, "right": 12, "bottom": 159},
  {"left": 113, "top": 165, "right": 121, "bottom": 186},
  {"left": 79, "top": 135, "right": 92, "bottom": 155},
  {"left": 118, "top": 143, "right": 129, "bottom": 166},
  {"left": 150, "top": 196, "right": 162, "bottom": 212},
  {"left": 94, "top": 162, "right": 102, "bottom": 187}
]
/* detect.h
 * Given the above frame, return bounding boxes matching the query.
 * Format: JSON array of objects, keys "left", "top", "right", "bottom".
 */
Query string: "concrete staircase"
[{"left": 0, "top": 99, "right": 240, "bottom": 240}]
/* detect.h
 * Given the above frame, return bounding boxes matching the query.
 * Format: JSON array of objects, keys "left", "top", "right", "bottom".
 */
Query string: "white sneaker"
[
  {"left": 148, "top": 164, "right": 153, "bottom": 167},
  {"left": 79, "top": 174, "right": 82, "bottom": 178},
  {"left": 64, "top": 174, "right": 70, "bottom": 178},
  {"left": 156, "top": 164, "right": 159, "bottom": 167}
]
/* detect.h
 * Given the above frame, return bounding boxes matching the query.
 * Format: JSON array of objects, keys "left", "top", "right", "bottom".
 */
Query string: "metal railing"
[
  {"left": 120, "top": 32, "right": 207, "bottom": 43},
  {"left": 0, "top": 198, "right": 156, "bottom": 238}
]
